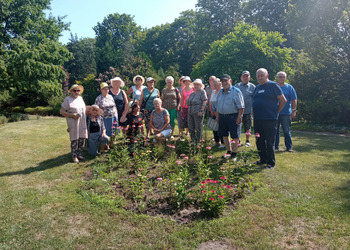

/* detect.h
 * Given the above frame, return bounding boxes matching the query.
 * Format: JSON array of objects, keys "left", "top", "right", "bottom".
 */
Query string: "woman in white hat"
[
  {"left": 187, "top": 79, "right": 208, "bottom": 143},
  {"left": 94, "top": 82, "right": 118, "bottom": 143},
  {"left": 60, "top": 84, "right": 88, "bottom": 163},
  {"left": 86, "top": 105, "right": 109, "bottom": 155},
  {"left": 126, "top": 75, "right": 146, "bottom": 103},
  {"left": 110, "top": 77, "right": 128, "bottom": 133}
]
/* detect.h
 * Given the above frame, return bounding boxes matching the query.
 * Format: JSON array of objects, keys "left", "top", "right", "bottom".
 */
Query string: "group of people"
[{"left": 60, "top": 68, "right": 297, "bottom": 168}]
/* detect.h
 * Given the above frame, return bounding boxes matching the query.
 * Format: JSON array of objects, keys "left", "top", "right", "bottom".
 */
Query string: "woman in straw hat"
[
  {"left": 86, "top": 105, "right": 109, "bottom": 156},
  {"left": 126, "top": 75, "right": 146, "bottom": 103},
  {"left": 60, "top": 84, "right": 88, "bottom": 163},
  {"left": 110, "top": 77, "right": 128, "bottom": 133},
  {"left": 94, "top": 82, "right": 118, "bottom": 145}
]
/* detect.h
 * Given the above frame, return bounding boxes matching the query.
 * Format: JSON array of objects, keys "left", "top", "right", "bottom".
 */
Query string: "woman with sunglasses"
[
  {"left": 60, "top": 84, "right": 88, "bottom": 163},
  {"left": 126, "top": 75, "right": 146, "bottom": 103}
]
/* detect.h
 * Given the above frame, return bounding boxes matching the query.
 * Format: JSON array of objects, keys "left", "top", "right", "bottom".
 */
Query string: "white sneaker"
[
  {"left": 219, "top": 144, "right": 226, "bottom": 148},
  {"left": 245, "top": 142, "right": 251, "bottom": 147}
]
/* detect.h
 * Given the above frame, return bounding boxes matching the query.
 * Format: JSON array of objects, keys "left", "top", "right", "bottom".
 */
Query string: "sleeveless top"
[
  {"left": 152, "top": 109, "right": 171, "bottom": 130},
  {"left": 161, "top": 88, "right": 177, "bottom": 109},
  {"left": 132, "top": 85, "right": 146, "bottom": 102},
  {"left": 110, "top": 89, "right": 125, "bottom": 117},
  {"left": 182, "top": 87, "right": 194, "bottom": 108},
  {"left": 143, "top": 88, "right": 159, "bottom": 110}
]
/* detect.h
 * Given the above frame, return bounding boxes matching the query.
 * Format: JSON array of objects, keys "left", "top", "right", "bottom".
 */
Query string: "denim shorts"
[
  {"left": 160, "top": 128, "right": 172, "bottom": 137},
  {"left": 218, "top": 113, "right": 241, "bottom": 139}
]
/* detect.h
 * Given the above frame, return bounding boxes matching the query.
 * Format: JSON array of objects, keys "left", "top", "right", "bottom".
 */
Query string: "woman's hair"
[
  {"left": 131, "top": 102, "right": 139, "bottom": 111},
  {"left": 165, "top": 76, "right": 174, "bottom": 83},
  {"left": 153, "top": 97, "right": 162, "bottom": 104}
]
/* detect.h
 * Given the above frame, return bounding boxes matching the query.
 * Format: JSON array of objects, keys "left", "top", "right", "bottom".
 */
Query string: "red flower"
[
  {"left": 220, "top": 176, "right": 226, "bottom": 180},
  {"left": 219, "top": 195, "right": 224, "bottom": 199},
  {"left": 211, "top": 190, "right": 216, "bottom": 193},
  {"left": 202, "top": 190, "right": 207, "bottom": 194},
  {"left": 201, "top": 181, "right": 207, "bottom": 184},
  {"left": 209, "top": 197, "right": 215, "bottom": 201},
  {"left": 245, "top": 130, "right": 251, "bottom": 136},
  {"left": 200, "top": 186, "right": 205, "bottom": 189},
  {"left": 207, "top": 155, "right": 213, "bottom": 159},
  {"left": 255, "top": 133, "right": 260, "bottom": 138}
]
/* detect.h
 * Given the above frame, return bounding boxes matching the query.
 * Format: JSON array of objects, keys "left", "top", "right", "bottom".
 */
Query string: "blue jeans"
[
  {"left": 276, "top": 115, "right": 292, "bottom": 150},
  {"left": 254, "top": 120, "right": 278, "bottom": 166}
]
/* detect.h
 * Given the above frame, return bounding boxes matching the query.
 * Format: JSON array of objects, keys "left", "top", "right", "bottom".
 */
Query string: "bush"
[
  {"left": 24, "top": 106, "right": 60, "bottom": 116},
  {"left": 0, "top": 115, "right": 8, "bottom": 125}
]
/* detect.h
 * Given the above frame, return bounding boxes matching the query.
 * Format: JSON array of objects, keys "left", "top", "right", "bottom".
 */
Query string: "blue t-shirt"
[
  {"left": 279, "top": 84, "right": 297, "bottom": 115},
  {"left": 253, "top": 81, "right": 283, "bottom": 120}
]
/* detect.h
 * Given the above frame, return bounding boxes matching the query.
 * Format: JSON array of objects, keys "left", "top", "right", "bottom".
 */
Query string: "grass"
[{"left": 0, "top": 116, "right": 350, "bottom": 249}]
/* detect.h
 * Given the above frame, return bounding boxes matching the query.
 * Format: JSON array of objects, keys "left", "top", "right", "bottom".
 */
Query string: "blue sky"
[{"left": 48, "top": 0, "right": 198, "bottom": 44}]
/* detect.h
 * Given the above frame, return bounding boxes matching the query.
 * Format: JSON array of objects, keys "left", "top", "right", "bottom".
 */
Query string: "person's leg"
[
  {"left": 228, "top": 114, "right": 241, "bottom": 159},
  {"left": 275, "top": 116, "right": 281, "bottom": 150},
  {"left": 177, "top": 109, "right": 182, "bottom": 136},
  {"left": 243, "top": 114, "right": 252, "bottom": 145},
  {"left": 71, "top": 139, "right": 79, "bottom": 162},
  {"left": 194, "top": 114, "right": 204, "bottom": 143},
  {"left": 218, "top": 114, "right": 231, "bottom": 155},
  {"left": 98, "top": 134, "right": 109, "bottom": 154},
  {"left": 188, "top": 113, "right": 195, "bottom": 142},
  {"left": 254, "top": 120, "right": 267, "bottom": 164},
  {"left": 88, "top": 132, "right": 99, "bottom": 156},
  {"left": 280, "top": 115, "right": 292, "bottom": 151},
  {"left": 265, "top": 120, "right": 278, "bottom": 167},
  {"left": 77, "top": 138, "right": 85, "bottom": 160}
]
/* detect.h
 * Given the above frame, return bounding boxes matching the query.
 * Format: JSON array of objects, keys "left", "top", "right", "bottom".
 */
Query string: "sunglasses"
[
  {"left": 136, "top": 78, "right": 142, "bottom": 81},
  {"left": 73, "top": 89, "right": 80, "bottom": 93}
]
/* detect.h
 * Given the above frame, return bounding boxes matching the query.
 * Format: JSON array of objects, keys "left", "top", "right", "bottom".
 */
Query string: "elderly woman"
[
  {"left": 86, "top": 105, "right": 109, "bottom": 156},
  {"left": 126, "top": 75, "right": 146, "bottom": 103},
  {"left": 94, "top": 82, "right": 118, "bottom": 142},
  {"left": 209, "top": 77, "right": 224, "bottom": 147},
  {"left": 179, "top": 76, "right": 193, "bottom": 138},
  {"left": 60, "top": 84, "right": 88, "bottom": 163},
  {"left": 139, "top": 77, "right": 160, "bottom": 138},
  {"left": 161, "top": 76, "right": 181, "bottom": 139},
  {"left": 150, "top": 98, "right": 172, "bottom": 142},
  {"left": 177, "top": 76, "right": 185, "bottom": 136},
  {"left": 110, "top": 77, "right": 128, "bottom": 133},
  {"left": 186, "top": 79, "right": 208, "bottom": 143}
]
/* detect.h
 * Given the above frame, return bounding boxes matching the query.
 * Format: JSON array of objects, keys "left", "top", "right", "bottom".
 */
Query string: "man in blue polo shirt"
[
  {"left": 253, "top": 68, "right": 287, "bottom": 168},
  {"left": 275, "top": 71, "right": 297, "bottom": 152},
  {"left": 214, "top": 74, "right": 245, "bottom": 161}
]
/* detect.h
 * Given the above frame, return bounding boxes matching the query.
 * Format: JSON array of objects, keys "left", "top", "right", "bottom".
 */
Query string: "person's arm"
[
  {"left": 236, "top": 108, "right": 244, "bottom": 125},
  {"left": 149, "top": 113, "right": 155, "bottom": 130},
  {"left": 291, "top": 99, "right": 297, "bottom": 119},
  {"left": 126, "top": 87, "right": 133, "bottom": 102},
  {"left": 60, "top": 107, "right": 80, "bottom": 120},
  {"left": 161, "top": 91, "right": 165, "bottom": 106},
  {"left": 160, "top": 114, "right": 170, "bottom": 131},
  {"left": 277, "top": 94, "right": 287, "bottom": 114},
  {"left": 139, "top": 91, "right": 144, "bottom": 107},
  {"left": 180, "top": 91, "right": 184, "bottom": 112},
  {"left": 122, "top": 90, "right": 129, "bottom": 116}
]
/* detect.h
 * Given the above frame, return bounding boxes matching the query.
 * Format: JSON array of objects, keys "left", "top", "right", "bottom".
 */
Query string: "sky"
[{"left": 48, "top": 0, "right": 198, "bottom": 44}]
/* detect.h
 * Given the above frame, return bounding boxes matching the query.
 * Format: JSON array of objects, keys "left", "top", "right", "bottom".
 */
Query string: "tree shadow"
[{"left": 0, "top": 153, "right": 72, "bottom": 177}]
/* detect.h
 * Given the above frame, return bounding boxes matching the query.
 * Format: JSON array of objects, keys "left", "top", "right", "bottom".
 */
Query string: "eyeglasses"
[
  {"left": 73, "top": 89, "right": 80, "bottom": 93},
  {"left": 136, "top": 78, "right": 141, "bottom": 81}
]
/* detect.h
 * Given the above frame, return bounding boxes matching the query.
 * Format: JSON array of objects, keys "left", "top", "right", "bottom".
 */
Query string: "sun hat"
[
  {"left": 111, "top": 77, "right": 125, "bottom": 87},
  {"left": 183, "top": 76, "right": 191, "bottom": 81},
  {"left": 68, "top": 84, "right": 84, "bottom": 94},
  {"left": 100, "top": 82, "right": 109, "bottom": 90},
  {"left": 193, "top": 79, "right": 203, "bottom": 84},
  {"left": 146, "top": 77, "right": 155, "bottom": 82},
  {"left": 241, "top": 71, "right": 250, "bottom": 76},
  {"left": 133, "top": 75, "right": 145, "bottom": 84},
  {"left": 86, "top": 105, "right": 103, "bottom": 116}
]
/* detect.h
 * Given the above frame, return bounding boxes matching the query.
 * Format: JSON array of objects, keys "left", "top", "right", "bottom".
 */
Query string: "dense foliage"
[{"left": 1, "top": 0, "right": 349, "bottom": 125}]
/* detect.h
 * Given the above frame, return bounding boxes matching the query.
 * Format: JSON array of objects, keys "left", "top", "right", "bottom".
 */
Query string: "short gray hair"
[
  {"left": 256, "top": 68, "right": 268, "bottom": 76},
  {"left": 165, "top": 76, "right": 174, "bottom": 83},
  {"left": 276, "top": 71, "right": 287, "bottom": 78},
  {"left": 153, "top": 98, "right": 162, "bottom": 104}
]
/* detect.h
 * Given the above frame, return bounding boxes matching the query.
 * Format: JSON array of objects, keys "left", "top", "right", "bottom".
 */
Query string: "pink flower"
[
  {"left": 123, "top": 127, "right": 128, "bottom": 130},
  {"left": 230, "top": 140, "right": 236, "bottom": 144},
  {"left": 237, "top": 143, "right": 242, "bottom": 147},
  {"left": 206, "top": 179, "right": 211, "bottom": 182},
  {"left": 227, "top": 185, "right": 232, "bottom": 190},
  {"left": 213, "top": 180, "right": 220, "bottom": 183},
  {"left": 207, "top": 155, "right": 213, "bottom": 159},
  {"left": 200, "top": 186, "right": 205, "bottom": 189},
  {"left": 202, "top": 190, "right": 206, "bottom": 193},
  {"left": 113, "top": 121, "right": 118, "bottom": 124},
  {"left": 116, "top": 126, "right": 120, "bottom": 130},
  {"left": 180, "top": 154, "right": 185, "bottom": 157},
  {"left": 112, "top": 126, "right": 115, "bottom": 129},
  {"left": 201, "top": 181, "right": 207, "bottom": 184},
  {"left": 176, "top": 160, "right": 182, "bottom": 165},
  {"left": 220, "top": 176, "right": 226, "bottom": 180},
  {"left": 219, "top": 195, "right": 224, "bottom": 199},
  {"left": 132, "top": 124, "right": 136, "bottom": 128},
  {"left": 167, "top": 144, "right": 175, "bottom": 149},
  {"left": 221, "top": 185, "right": 227, "bottom": 188},
  {"left": 112, "top": 133, "right": 115, "bottom": 136},
  {"left": 138, "top": 125, "right": 143, "bottom": 128},
  {"left": 206, "top": 146, "right": 211, "bottom": 150},
  {"left": 245, "top": 130, "right": 251, "bottom": 136},
  {"left": 184, "top": 156, "right": 189, "bottom": 160},
  {"left": 224, "top": 153, "right": 230, "bottom": 158},
  {"left": 157, "top": 177, "right": 163, "bottom": 181},
  {"left": 139, "top": 168, "right": 143, "bottom": 170},
  {"left": 200, "top": 139, "right": 205, "bottom": 142},
  {"left": 255, "top": 133, "right": 260, "bottom": 138},
  {"left": 209, "top": 197, "right": 215, "bottom": 201},
  {"left": 211, "top": 190, "right": 216, "bottom": 193}
]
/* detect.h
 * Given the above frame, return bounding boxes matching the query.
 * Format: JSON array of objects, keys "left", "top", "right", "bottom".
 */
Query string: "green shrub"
[
  {"left": 23, "top": 106, "right": 60, "bottom": 116},
  {"left": 0, "top": 115, "right": 8, "bottom": 125}
]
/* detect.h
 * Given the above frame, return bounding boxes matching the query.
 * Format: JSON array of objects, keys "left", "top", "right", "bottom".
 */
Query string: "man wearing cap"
[
  {"left": 235, "top": 71, "right": 256, "bottom": 147},
  {"left": 214, "top": 74, "right": 245, "bottom": 161},
  {"left": 253, "top": 68, "right": 287, "bottom": 168},
  {"left": 275, "top": 71, "right": 297, "bottom": 152}
]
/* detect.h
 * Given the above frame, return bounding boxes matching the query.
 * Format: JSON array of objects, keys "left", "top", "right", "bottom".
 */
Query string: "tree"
[
  {"left": 192, "top": 23, "right": 293, "bottom": 82},
  {"left": 0, "top": 0, "right": 71, "bottom": 106},
  {"left": 93, "top": 13, "right": 141, "bottom": 74},
  {"left": 64, "top": 35, "right": 96, "bottom": 85}
]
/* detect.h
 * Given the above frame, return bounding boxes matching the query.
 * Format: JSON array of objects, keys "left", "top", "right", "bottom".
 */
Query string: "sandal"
[
  {"left": 72, "top": 157, "right": 79, "bottom": 163},
  {"left": 77, "top": 156, "right": 85, "bottom": 161}
]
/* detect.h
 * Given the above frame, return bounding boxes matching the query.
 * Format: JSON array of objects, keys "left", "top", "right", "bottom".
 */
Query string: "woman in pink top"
[{"left": 179, "top": 76, "right": 193, "bottom": 137}]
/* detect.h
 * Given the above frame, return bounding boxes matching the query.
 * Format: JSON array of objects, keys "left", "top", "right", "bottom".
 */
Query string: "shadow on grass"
[
  {"left": 336, "top": 180, "right": 350, "bottom": 214},
  {"left": 0, "top": 153, "right": 72, "bottom": 177}
]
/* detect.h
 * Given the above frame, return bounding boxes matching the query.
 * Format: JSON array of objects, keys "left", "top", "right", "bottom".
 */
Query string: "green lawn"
[{"left": 0, "top": 116, "right": 349, "bottom": 249}]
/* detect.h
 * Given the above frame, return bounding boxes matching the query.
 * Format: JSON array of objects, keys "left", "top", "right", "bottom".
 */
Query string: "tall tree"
[
  {"left": 64, "top": 35, "right": 97, "bottom": 85},
  {"left": 0, "top": 0, "right": 71, "bottom": 106},
  {"left": 93, "top": 13, "right": 141, "bottom": 74}
]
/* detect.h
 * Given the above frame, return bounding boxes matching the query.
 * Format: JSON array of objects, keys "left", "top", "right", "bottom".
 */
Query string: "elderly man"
[
  {"left": 275, "top": 71, "right": 297, "bottom": 152},
  {"left": 253, "top": 68, "right": 287, "bottom": 168},
  {"left": 214, "top": 74, "right": 245, "bottom": 161},
  {"left": 235, "top": 71, "right": 256, "bottom": 147}
]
